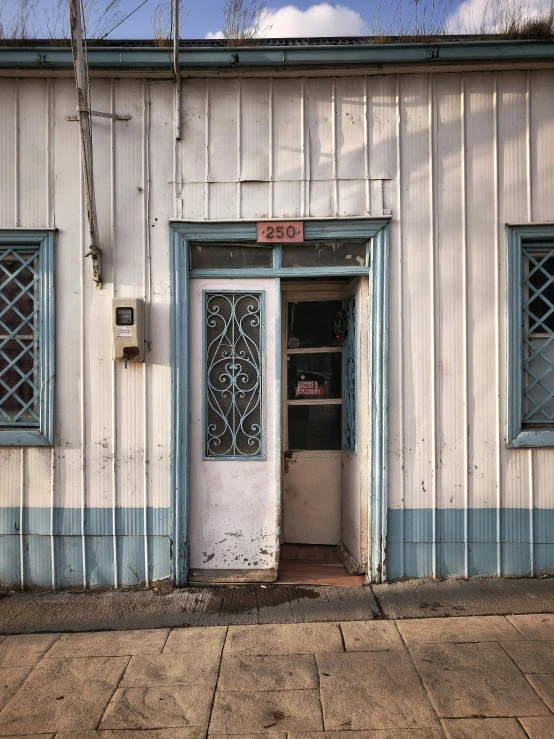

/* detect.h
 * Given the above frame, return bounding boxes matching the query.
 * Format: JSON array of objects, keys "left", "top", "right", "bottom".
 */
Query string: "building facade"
[{"left": 1, "top": 39, "right": 554, "bottom": 589}]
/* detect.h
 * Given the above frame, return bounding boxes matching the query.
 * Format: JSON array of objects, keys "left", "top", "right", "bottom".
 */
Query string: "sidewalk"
[{"left": 1, "top": 615, "right": 554, "bottom": 737}]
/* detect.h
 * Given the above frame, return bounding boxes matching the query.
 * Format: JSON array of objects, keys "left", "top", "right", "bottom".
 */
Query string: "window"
[
  {"left": 204, "top": 291, "right": 263, "bottom": 459},
  {"left": 507, "top": 226, "right": 554, "bottom": 447},
  {"left": 0, "top": 232, "right": 54, "bottom": 446}
]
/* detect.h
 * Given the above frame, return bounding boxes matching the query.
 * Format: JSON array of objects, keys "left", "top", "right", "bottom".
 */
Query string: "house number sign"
[{"left": 257, "top": 221, "right": 304, "bottom": 243}]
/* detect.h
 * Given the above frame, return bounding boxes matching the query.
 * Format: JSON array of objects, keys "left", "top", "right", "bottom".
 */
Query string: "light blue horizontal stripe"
[{"left": 0, "top": 507, "right": 170, "bottom": 536}]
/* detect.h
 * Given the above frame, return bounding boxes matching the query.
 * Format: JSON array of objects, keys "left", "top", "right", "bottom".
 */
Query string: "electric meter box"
[{"left": 112, "top": 298, "right": 145, "bottom": 362}]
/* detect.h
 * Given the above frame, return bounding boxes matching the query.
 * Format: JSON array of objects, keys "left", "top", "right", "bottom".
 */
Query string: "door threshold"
[{"left": 277, "top": 544, "right": 365, "bottom": 588}]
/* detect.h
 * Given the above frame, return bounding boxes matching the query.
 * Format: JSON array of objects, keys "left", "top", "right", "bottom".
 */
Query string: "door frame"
[{"left": 169, "top": 218, "right": 390, "bottom": 585}]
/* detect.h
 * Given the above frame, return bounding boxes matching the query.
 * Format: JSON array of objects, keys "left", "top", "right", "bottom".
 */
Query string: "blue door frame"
[{"left": 169, "top": 219, "right": 390, "bottom": 585}]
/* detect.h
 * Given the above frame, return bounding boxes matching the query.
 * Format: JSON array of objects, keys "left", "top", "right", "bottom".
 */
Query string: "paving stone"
[
  {"left": 0, "top": 633, "right": 59, "bottom": 666},
  {"left": 224, "top": 623, "right": 343, "bottom": 656},
  {"left": 287, "top": 731, "right": 444, "bottom": 738},
  {"left": 518, "top": 716, "right": 554, "bottom": 738},
  {"left": 398, "top": 616, "right": 523, "bottom": 645},
  {"left": 218, "top": 655, "right": 318, "bottom": 692},
  {"left": 164, "top": 627, "right": 227, "bottom": 654},
  {"left": 209, "top": 689, "right": 323, "bottom": 734},
  {"left": 501, "top": 640, "right": 554, "bottom": 672},
  {"left": 317, "top": 651, "right": 438, "bottom": 730},
  {"left": 47, "top": 630, "right": 169, "bottom": 657},
  {"left": 410, "top": 642, "right": 549, "bottom": 718},
  {"left": 210, "top": 735, "right": 286, "bottom": 739},
  {"left": 100, "top": 685, "right": 214, "bottom": 730},
  {"left": 55, "top": 729, "right": 206, "bottom": 738},
  {"left": 524, "top": 673, "right": 554, "bottom": 712},
  {"left": 441, "top": 718, "right": 528, "bottom": 738},
  {"left": 507, "top": 614, "right": 554, "bottom": 640},
  {"left": 340, "top": 621, "right": 404, "bottom": 652},
  {"left": 120, "top": 653, "right": 220, "bottom": 688},
  {"left": 0, "top": 666, "right": 31, "bottom": 710},
  {"left": 0, "top": 656, "right": 129, "bottom": 735},
  {"left": 0, "top": 735, "right": 54, "bottom": 738}
]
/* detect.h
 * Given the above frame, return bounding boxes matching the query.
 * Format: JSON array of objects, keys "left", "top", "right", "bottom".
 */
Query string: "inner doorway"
[{"left": 279, "top": 279, "right": 369, "bottom": 586}]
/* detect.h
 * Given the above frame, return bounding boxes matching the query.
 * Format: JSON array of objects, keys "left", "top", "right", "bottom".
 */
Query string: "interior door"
[
  {"left": 340, "top": 277, "right": 369, "bottom": 572},
  {"left": 281, "top": 284, "right": 346, "bottom": 545}
]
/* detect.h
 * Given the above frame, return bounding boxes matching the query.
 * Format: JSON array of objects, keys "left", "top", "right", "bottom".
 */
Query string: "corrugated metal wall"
[{"left": 0, "top": 69, "right": 553, "bottom": 587}]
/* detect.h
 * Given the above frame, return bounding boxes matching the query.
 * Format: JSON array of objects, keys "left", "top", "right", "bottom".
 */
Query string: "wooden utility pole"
[{"left": 69, "top": 0, "right": 102, "bottom": 287}]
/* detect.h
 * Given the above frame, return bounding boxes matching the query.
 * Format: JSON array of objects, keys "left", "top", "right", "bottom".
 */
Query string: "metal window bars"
[
  {"left": 0, "top": 248, "right": 40, "bottom": 426},
  {"left": 205, "top": 291, "right": 263, "bottom": 459},
  {"left": 522, "top": 246, "right": 554, "bottom": 424}
]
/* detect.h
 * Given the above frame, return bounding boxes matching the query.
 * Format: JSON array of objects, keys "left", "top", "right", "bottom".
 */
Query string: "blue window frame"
[
  {"left": 204, "top": 290, "right": 264, "bottom": 460},
  {"left": 0, "top": 231, "right": 54, "bottom": 446},
  {"left": 508, "top": 225, "right": 554, "bottom": 447}
]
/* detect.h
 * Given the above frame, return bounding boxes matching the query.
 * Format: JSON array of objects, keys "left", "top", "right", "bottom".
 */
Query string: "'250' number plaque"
[{"left": 257, "top": 221, "right": 304, "bottom": 243}]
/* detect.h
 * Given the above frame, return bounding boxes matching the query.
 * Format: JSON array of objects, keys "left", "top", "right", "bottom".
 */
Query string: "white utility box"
[{"left": 112, "top": 298, "right": 145, "bottom": 363}]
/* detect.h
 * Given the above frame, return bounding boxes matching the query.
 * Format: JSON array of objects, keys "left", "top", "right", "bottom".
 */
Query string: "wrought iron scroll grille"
[
  {"left": 205, "top": 291, "right": 263, "bottom": 459},
  {"left": 343, "top": 295, "right": 356, "bottom": 451},
  {"left": 522, "top": 247, "right": 554, "bottom": 424},
  {"left": 0, "top": 248, "right": 40, "bottom": 426}
]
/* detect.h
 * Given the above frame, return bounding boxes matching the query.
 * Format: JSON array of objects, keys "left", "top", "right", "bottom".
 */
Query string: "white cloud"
[
  {"left": 447, "top": 0, "right": 550, "bottom": 33},
  {"left": 205, "top": 3, "right": 367, "bottom": 40}
]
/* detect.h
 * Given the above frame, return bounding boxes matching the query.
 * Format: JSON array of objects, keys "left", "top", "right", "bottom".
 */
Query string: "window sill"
[
  {"left": 508, "top": 428, "right": 554, "bottom": 448},
  {"left": 0, "top": 428, "right": 53, "bottom": 446}
]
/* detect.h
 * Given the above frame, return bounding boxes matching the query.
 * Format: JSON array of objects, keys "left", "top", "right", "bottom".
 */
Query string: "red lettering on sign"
[{"left": 257, "top": 221, "right": 304, "bottom": 243}]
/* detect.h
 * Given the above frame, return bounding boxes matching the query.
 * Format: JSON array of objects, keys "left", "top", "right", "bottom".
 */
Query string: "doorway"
[{"left": 279, "top": 279, "right": 369, "bottom": 586}]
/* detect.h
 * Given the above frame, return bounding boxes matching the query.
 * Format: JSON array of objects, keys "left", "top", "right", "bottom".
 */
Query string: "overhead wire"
[{"left": 100, "top": 0, "right": 152, "bottom": 40}]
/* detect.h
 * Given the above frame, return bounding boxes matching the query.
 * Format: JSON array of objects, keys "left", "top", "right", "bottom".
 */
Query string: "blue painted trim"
[
  {"left": 170, "top": 227, "right": 189, "bottom": 586},
  {"left": 2, "top": 41, "right": 554, "bottom": 71},
  {"left": 369, "top": 226, "right": 389, "bottom": 582},
  {"left": 0, "top": 230, "right": 55, "bottom": 447},
  {"left": 190, "top": 267, "right": 370, "bottom": 278},
  {"left": 507, "top": 224, "right": 554, "bottom": 448},
  {"left": 202, "top": 289, "right": 265, "bottom": 461},
  {"left": 275, "top": 277, "right": 282, "bottom": 554}
]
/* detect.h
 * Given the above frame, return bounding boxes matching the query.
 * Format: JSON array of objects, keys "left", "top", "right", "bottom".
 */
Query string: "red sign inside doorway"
[{"left": 257, "top": 221, "right": 304, "bottom": 243}]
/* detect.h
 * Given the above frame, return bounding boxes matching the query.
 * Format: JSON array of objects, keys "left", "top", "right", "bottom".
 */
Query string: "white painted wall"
[{"left": 0, "top": 67, "right": 553, "bottom": 586}]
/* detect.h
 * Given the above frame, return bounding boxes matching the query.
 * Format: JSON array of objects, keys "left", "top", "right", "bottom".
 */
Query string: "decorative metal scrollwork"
[
  {"left": 205, "top": 291, "right": 263, "bottom": 459},
  {"left": 343, "top": 295, "right": 356, "bottom": 452}
]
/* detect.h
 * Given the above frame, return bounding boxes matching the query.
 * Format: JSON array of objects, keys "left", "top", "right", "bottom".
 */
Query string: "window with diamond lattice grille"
[
  {"left": 522, "top": 247, "right": 554, "bottom": 425},
  {"left": 0, "top": 248, "right": 40, "bottom": 426}
]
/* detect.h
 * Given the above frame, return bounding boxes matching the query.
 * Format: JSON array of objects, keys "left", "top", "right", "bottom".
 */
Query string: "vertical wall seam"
[
  {"left": 526, "top": 70, "right": 534, "bottom": 576},
  {"left": 110, "top": 78, "right": 118, "bottom": 589},
  {"left": 175, "top": 81, "right": 182, "bottom": 220},
  {"left": 204, "top": 80, "right": 210, "bottom": 220},
  {"left": 46, "top": 79, "right": 54, "bottom": 229},
  {"left": 50, "top": 447, "right": 55, "bottom": 590},
  {"left": 395, "top": 74, "right": 405, "bottom": 578},
  {"left": 429, "top": 74, "right": 438, "bottom": 579},
  {"left": 331, "top": 77, "right": 338, "bottom": 216},
  {"left": 493, "top": 73, "right": 502, "bottom": 576},
  {"left": 14, "top": 79, "right": 20, "bottom": 227},
  {"left": 142, "top": 79, "right": 150, "bottom": 588},
  {"left": 269, "top": 78, "right": 274, "bottom": 219},
  {"left": 364, "top": 76, "right": 371, "bottom": 215},
  {"left": 80, "top": 123, "right": 87, "bottom": 590},
  {"left": 300, "top": 77, "right": 306, "bottom": 218},
  {"left": 461, "top": 74, "right": 469, "bottom": 579},
  {"left": 237, "top": 79, "right": 242, "bottom": 220}
]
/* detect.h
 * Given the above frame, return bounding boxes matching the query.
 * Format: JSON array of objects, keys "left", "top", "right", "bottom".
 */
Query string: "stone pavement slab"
[
  {"left": 100, "top": 685, "right": 214, "bottom": 730},
  {"left": 46, "top": 630, "right": 169, "bottom": 658},
  {"left": 316, "top": 650, "right": 438, "bottom": 730},
  {"left": 288, "top": 732, "right": 444, "bottom": 739},
  {"left": 507, "top": 614, "right": 554, "bottom": 640},
  {"left": 209, "top": 689, "right": 324, "bottom": 734},
  {"left": 339, "top": 621, "right": 404, "bottom": 651},
  {"left": 57, "top": 729, "right": 206, "bottom": 738},
  {"left": 410, "top": 642, "right": 549, "bottom": 717},
  {"left": 218, "top": 655, "right": 318, "bottom": 691},
  {"left": 518, "top": 716, "right": 554, "bottom": 738},
  {"left": 120, "top": 652, "right": 220, "bottom": 688},
  {"left": 524, "top": 672, "right": 554, "bottom": 712},
  {"left": 441, "top": 718, "right": 528, "bottom": 738},
  {"left": 397, "top": 615, "right": 523, "bottom": 645},
  {"left": 0, "top": 656, "right": 129, "bottom": 735},
  {"left": 224, "top": 623, "right": 343, "bottom": 655},
  {"left": 0, "top": 633, "right": 59, "bottom": 666},
  {"left": 501, "top": 640, "right": 554, "bottom": 672},
  {"left": 163, "top": 627, "right": 227, "bottom": 654},
  {"left": 0, "top": 667, "right": 31, "bottom": 711}
]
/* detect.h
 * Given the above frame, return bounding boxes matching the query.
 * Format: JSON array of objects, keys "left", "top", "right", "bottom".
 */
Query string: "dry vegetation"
[{"left": 0, "top": 0, "right": 122, "bottom": 40}]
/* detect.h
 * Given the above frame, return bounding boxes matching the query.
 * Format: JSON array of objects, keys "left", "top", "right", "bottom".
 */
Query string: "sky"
[{"left": 1, "top": 0, "right": 550, "bottom": 40}]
